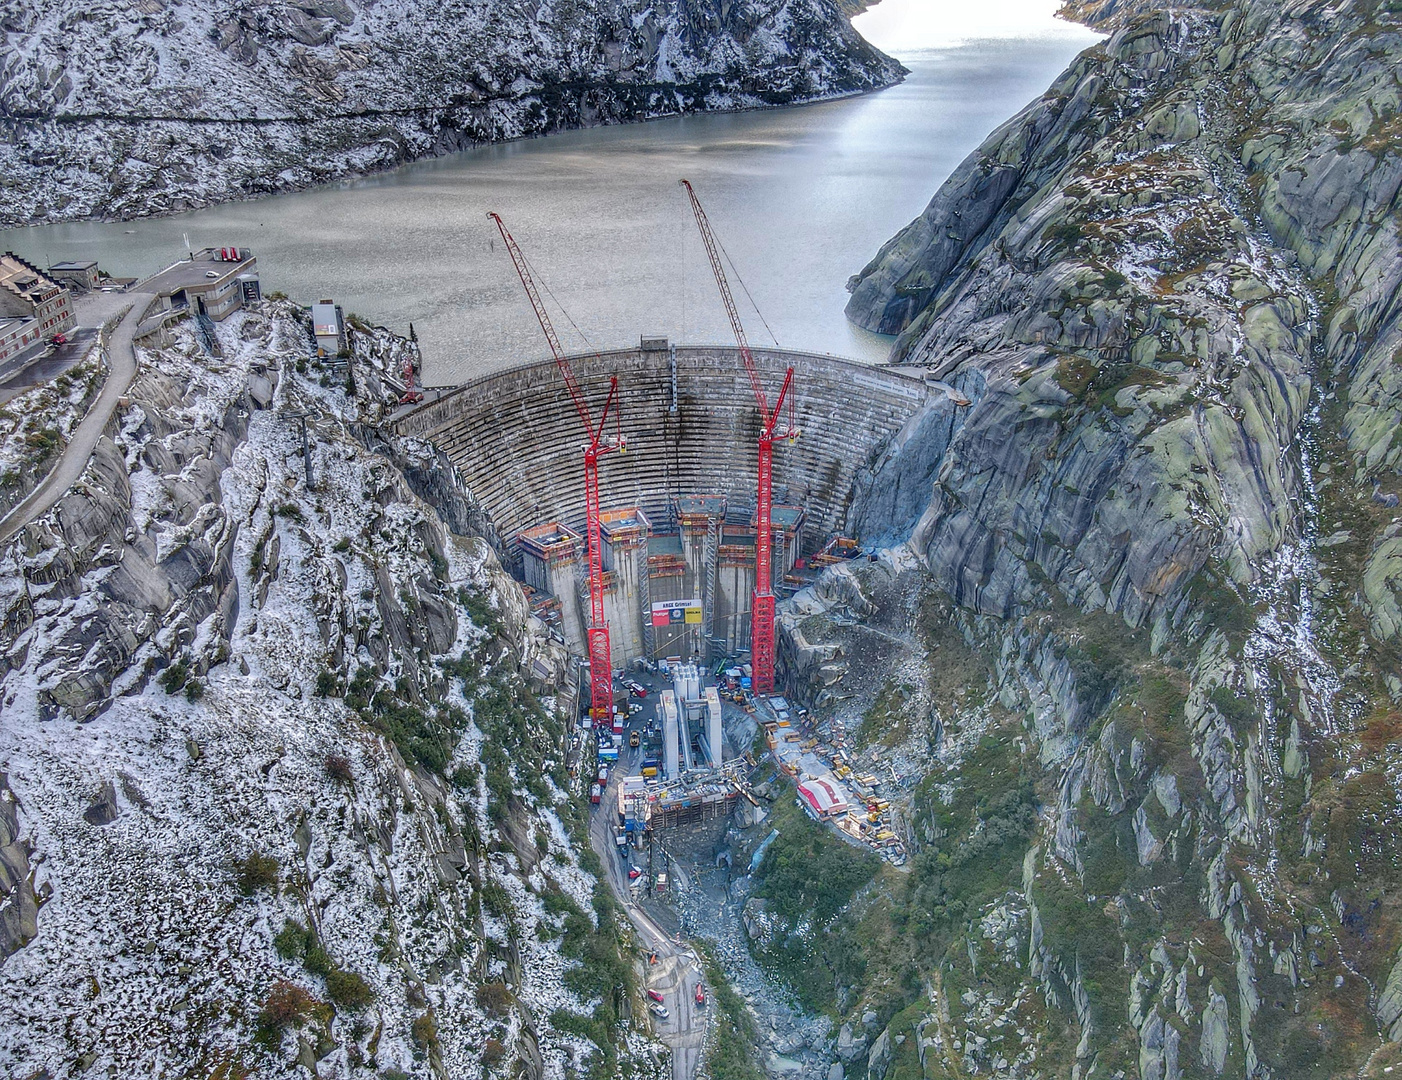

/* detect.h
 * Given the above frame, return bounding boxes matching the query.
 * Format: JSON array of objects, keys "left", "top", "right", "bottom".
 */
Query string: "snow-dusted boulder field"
[
  {"left": 0, "top": 303, "right": 665, "bottom": 1078},
  {"left": 0, "top": 0, "right": 902, "bottom": 224}
]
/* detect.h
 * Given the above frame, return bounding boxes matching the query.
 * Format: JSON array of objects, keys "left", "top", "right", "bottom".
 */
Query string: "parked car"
[
  {"left": 695, "top": 984, "right": 706, "bottom": 1006},
  {"left": 629, "top": 730, "right": 640, "bottom": 748},
  {"left": 50, "top": 332, "right": 67, "bottom": 346},
  {"left": 628, "top": 866, "right": 642, "bottom": 880},
  {"left": 647, "top": 989, "right": 665, "bottom": 1004},
  {"left": 649, "top": 1004, "right": 669, "bottom": 1021}
]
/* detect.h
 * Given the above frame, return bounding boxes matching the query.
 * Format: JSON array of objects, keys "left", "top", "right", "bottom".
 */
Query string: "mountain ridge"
[{"left": 0, "top": 0, "right": 902, "bottom": 225}]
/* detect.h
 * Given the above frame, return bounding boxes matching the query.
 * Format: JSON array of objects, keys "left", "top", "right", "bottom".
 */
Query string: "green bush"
[
  {"left": 697, "top": 943, "right": 763, "bottom": 1080},
  {"left": 259, "top": 981, "right": 321, "bottom": 1031},
  {"left": 24, "top": 427, "right": 61, "bottom": 455},
  {"left": 234, "top": 851, "right": 279, "bottom": 895},
  {"left": 274, "top": 919, "right": 313, "bottom": 960},
  {"left": 159, "top": 660, "right": 190, "bottom": 694},
  {"left": 1209, "top": 685, "right": 1256, "bottom": 730},
  {"left": 302, "top": 943, "right": 335, "bottom": 978},
  {"left": 326, "top": 969, "right": 374, "bottom": 1009},
  {"left": 1043, "top": 221, "right": 1084, "bottom": 248},
  {"left": 411, "top": 1012, "right": 439, "bottom": 1049},
  {"left": 755, "top": 797, "right": 879, "bottom": 922},
  {"left": 1100, "top": 268, "right": 1128, "bottom": 293},
  {"left": 314, "top": 670, "right": 338, "bottom": 698}
]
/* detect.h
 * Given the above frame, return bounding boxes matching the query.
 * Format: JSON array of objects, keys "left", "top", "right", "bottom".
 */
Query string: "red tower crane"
[
  {"left": 488, "top": 212, "right": 624, "bottom": 724},
  {"left": 399, "top": 352, "right": 423, "bottom": 404},
  {"left": 680, "top": 179, "right": 796, "bottom": 696}
]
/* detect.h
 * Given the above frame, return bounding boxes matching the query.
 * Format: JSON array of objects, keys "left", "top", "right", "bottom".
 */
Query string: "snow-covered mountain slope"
[
  {"left": 0, "top": 0, "right": 902, "bottom": 224},
  {"left": 0, "top": 305, "right": 664, "bottom": 1078}
]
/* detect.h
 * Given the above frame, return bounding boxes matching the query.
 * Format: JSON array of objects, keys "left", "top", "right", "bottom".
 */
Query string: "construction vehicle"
[
  {"left": 681, "top": 180, "right": 796, "bottom": 697},
  {"left": 489, "top": 212, "right": 623, "bottom": 728}
]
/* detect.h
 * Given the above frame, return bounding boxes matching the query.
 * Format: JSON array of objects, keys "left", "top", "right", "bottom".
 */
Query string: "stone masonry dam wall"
[{"left": 393, "top": 343, "right": 930, "bottom": 558}]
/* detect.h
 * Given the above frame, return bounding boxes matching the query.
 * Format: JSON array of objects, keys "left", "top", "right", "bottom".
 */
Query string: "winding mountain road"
[
  {"left": 0, "top": 292, "right": 152, "bottom": 546},
  {"left": 588, "top": 725, "right": 707, "bottom": 1080}
]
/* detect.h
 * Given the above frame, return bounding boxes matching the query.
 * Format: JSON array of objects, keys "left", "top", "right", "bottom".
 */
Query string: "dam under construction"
[
  {"left": 388, "top": 331, "right": 937, "bottom": 878},
  {"left": 393, "top": 339, "right": 932, "bottom": 670}
]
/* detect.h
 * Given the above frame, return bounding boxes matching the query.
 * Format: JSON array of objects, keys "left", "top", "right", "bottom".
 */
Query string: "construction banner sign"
[{"left": 651, "top": 599, "right": 702, "bottom": 627}]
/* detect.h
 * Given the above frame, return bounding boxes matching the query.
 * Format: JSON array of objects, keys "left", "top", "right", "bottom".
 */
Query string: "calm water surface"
[{"left": 1, "top": 25, "right": 1098, "bottom": 382}]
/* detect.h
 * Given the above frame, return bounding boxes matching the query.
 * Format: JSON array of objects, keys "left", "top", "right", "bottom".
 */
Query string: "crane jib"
[
  {"left": 487, "top": 210, "right": 620, "bottom": 720},
  {"left": 679, "top": 179, "right": 794, "bottom": 696}
]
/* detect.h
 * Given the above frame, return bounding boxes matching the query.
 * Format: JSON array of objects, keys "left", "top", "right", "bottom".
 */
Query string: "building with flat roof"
[
  {"left": 312, "top": 300, "right": 344, "bottom": 356},
  {"left": 141, "top": 247, "right": 258, "bottom": 323},
  {"left": 47, "top": 260, "right": 100, "bottom": 292},
  {"left": 0, "top": 253, "right": 75, "bottom": 367}
]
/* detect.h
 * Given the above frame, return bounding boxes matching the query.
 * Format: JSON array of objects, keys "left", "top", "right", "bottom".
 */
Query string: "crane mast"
[
  {"left": 680, "top": 180, "right": 795, "bottom": 696},
  {"left": 488, "top": 212, "right": 622, "bottom": 724}
]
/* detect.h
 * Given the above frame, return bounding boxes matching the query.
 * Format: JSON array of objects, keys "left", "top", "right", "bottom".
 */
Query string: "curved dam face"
[{"left": 395, "top": 341, "right": 930, "bottom": 547}]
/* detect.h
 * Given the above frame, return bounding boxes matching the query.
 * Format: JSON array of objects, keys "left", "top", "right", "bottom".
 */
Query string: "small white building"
[{"left": 312, "top": 300, "right": 345, "bottom": 356}]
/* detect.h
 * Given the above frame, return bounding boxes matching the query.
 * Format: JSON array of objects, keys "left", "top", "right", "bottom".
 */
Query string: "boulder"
[
  {"left": 836, "top": 1023, "right": 868, "bottom": 1063},
  {"left": 82, "top": 780, "right": 119, "bottom": 826},
  {"left": 866, "top": 1028, "right": 893, "bottom": 1079}
]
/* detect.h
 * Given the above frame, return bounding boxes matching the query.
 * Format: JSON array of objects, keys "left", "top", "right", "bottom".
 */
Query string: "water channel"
[{"left": 0, "top": 3, "right": 1099, "bottom": 383}]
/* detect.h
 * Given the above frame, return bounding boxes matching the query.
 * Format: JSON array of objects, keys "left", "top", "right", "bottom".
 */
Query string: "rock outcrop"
[
  {"left": 0, "top": 0, "right": 902, "bottom": 224},
  {"left": 0, "top": 775, "right": 39, "bottom": 963},
  {"left": 0, "top": 306, "right": 659, "bottom": 1078},
  {"left": 747, "top": 0, "right": 1402, "bottom": 1076}
]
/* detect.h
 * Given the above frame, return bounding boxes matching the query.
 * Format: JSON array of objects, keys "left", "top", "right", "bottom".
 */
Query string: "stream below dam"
[{"left": 1, "top": 14, "right": 1098, "bottom": 385}]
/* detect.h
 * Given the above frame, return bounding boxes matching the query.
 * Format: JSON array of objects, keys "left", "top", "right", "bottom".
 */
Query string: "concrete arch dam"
[{"left": 394, "top": 341, "right": 930, "bottom": 549}]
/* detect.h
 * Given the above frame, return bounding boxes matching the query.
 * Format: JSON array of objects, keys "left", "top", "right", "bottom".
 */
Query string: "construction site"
[
  {"left": 384, "top": 188, "right": 936, "bottom": 1076},
  {"left": 392, "top": 196, "right": 928, "bottom": 850}
]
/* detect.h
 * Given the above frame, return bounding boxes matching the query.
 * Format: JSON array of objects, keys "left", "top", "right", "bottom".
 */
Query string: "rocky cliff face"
[
  {"left": 757, "top": 0, "right": 1402, "bottom": 1076},
  {"left": 0, "top": 306, "right": 663, "bottom": 1077},
  {"left": 0, "top": 0, "right": 901, "bottom": 225}
]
